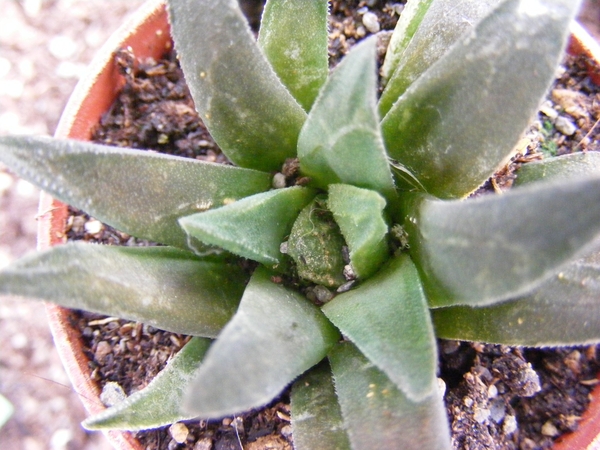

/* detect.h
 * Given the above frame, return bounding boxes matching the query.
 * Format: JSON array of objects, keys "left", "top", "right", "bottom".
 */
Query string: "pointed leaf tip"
[
  {"left": 84, "top": 337, "right": 211, "bottom": 431},
  {"left": 180, "top": 187, "right": 316, "bottom": 265},
  {"left": 183, "top": 267, "right": 339, "bottom": 418},
  {"left": 323, "top": 254, "right": 437, "bottom": 401},
  {"left": 297, "top": 37, "right": 397, "bottom": 202},
  {"left": 168, "top": 0, "right": 306, "bottom": 171}
]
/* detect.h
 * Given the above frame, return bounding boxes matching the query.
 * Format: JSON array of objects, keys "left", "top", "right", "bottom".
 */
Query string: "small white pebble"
[
  {"left": 100, "top": 382, "right": 126, "bottom": 407},
  {"left": 541, "top": 420, "right": 559, "bottom": 437},
  {"left": 487, "top": 384, "right": 498, "bottom": 399},
  {"left": 313, "top": 285, "right": 334, "bottom": 303},
  {"left": 85, "top": 219, "right": 104, "bottom": 235},
  {"left": 280, "top": 241, "right": 288, "bottom": 254},
  {"left": 503, "top": 415, "right": 518, "bottom": 435},
  {"left": 272, "top": 172, "right": 286, "bottom": 189},
  {"left": 539, "top": 101, "right": 558, "bottom": 119},
  {"left": 489, "top": 399, "right": 505, "bottom": 423},
  {"left": 362, "top": 12, "right": 380, "bottom": 34},
  {"left": 473, "top": 407, "right": 491, "bottom": 424},
  {"left": 170, "top": 422, "right": 189, "bottom": 444},
  {"left": 555, "top": 115, "right": 576, "bottom": 136}
]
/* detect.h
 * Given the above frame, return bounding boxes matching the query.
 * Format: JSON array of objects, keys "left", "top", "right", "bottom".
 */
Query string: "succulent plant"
[{"left": 0, "top": 0, "right": 596, "bottom": 448}]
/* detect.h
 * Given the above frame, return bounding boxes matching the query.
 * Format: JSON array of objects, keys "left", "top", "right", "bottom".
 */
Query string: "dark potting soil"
[{"left": 64, "top": 2, "right": 600, "bottom": 449}]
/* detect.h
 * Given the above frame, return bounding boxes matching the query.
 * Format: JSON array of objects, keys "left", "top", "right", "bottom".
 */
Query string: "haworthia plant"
[{"left": 0, "top": 0, "right": 591, "bottom": 448}]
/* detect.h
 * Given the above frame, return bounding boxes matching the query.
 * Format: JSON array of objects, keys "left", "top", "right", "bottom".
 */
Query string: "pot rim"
[
  {"left": 43, "top": 1, "right": 168, "bottom": 449},
  {"left": 38, "top": 4, "right": 600, "bottom": 449}
]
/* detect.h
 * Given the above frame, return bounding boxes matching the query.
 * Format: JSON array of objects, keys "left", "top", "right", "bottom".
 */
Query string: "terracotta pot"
[
  {"left": 41, "top": 1, "right": 168, "bottom": 449},
  {"left": 38, "top": 1, "right": 600, "bottom": 448}
]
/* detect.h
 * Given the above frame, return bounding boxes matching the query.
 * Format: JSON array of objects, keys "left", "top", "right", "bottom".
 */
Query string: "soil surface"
[{"left": 1, "top": 1, "right": 600, "bottom": 450}]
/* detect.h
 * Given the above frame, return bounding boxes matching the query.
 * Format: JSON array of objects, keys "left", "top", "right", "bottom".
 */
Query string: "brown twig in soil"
[{"left": 574, "top": 116, "right": 600, "bottom": 150}]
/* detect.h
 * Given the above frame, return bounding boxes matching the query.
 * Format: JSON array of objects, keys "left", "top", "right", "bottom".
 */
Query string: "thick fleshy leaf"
[
  {"left": 379, "top": 0, "right": 499, "bottom": 115},
  {"left": 84, "top": 337, "right": 211, "bottom": 430},
  {"left": 328, "top": 342, "right": 451, "bottom": 450},
  {"left": 0, "top": 244, "right": 246, "bottom": 337},
  {"left": 297, "top": 37, "right": 397, "bottom": 204},
  {"left": 258, "top": 0, "right": 329, "bottom": 111},
  {"left": 323, "top": 254, "right": 437, "bottom": 401},
  {"left": 183, "top": 267, "right": 340, "bottom": 418},
  {"left": 0, "top": 394, "right": 13, "bottom": 429},
  {"left": 0, "top": 136, "right": 271, "bottom": 249},
  {"left": 290, "top": 361, "right": 351, "bottom": 450},
  {"left": 287, "top": 196, "right": 347, "bottom": 288},
  {"left": 432, "top": 252, "right": 600, "bottom": 346},
  {"left": 167, "top": 0, "right": 306, "bottom": 171},
  {"left": 179, "top": 187, "right": 316, "bottom": 266},
  {"left": 327, "top": 184, "right": 389, "bottom": 279},
  {"left": 515, "top": 152, "right": 600, "bottom": 186},
  {"left": 379, "top": 0, "right": 435, "bottom": 83},
  {"left": 381, "top": 0, "right": 581, "bottom": 199},
  {"left": 404, "top": 175, "right": 600, "bottom": 307}
]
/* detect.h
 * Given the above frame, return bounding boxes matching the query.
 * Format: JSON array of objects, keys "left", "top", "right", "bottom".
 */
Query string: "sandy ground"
[{"left": 0, "top": 1, "right": 598, "bottom": 450}]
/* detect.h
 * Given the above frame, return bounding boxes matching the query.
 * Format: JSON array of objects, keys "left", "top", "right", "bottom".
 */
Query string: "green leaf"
[
  {"left": 183, "top": 267, "right": 340, "bottom": 418},
  {"left": 83, "top": 337, "right": 211, "bottom": 430},
  {"left": 379, "top": 0, "right": 435, "bottom": 83},
  {"left": 432, "top": 252, "right": 600, "bottom": 346},
  {"left": 258, "top": 0, "right": 329, "bottom": 111},
  {"left": 405, "top": 175, "right": 600, "bottom": 308},
  {"left": 381, "top": 0, "right": 581, "bottom": 198},
  {"left": 0, "top": 394, "right": 13, "bottom": 430},
  {"left": 0, "top": 136, "right": 271, "bottom": 249},
  {"left": 327, "top": 184, "right": 389, "bottom": 279},
  {"left": 179, "top": 187, "right": 316, "bottom": 266},
  {"left": 379, "top": 0, "right": 499, "bottom": 116},
  {"left": 328, "top": 342, "right": 451, "bottom": 450},
  {"left": 515, "top": 152, "right": 600, "bottom": 186},
  {"left": 167, "top": 0, "right": 306, "bottom": 172},
  {"left": 291, "top": 361, "right": 351, "bottom": 450},
  {"left": 297, "top": 37, "right": 397, "bottom": 204},
  {"left": 323, "top": 254, "right": 437, "bottom": 401},
  {"left": 0, "top": 244, "right": 246, "bottom": 337},
  {"left": 287, "top": 196, "right": 347, "bottom": 288}
]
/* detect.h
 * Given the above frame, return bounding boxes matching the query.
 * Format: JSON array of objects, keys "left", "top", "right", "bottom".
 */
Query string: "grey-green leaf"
[
  {"left": 291, "top": 362, "right": 351, "bottom": 450},
  {"left": 515, "top": 152, "right": 600, "bottom": 186},
  {"left": 432, "top": 252, "right": 600, "bottom": 346},
  {"left": 379, "top": 0, "right": 435, "bottom": 83},
  {"left": 379, "top": 0, "right": 499, "bottom": 116},
  {"left": 183, "top": 266, "right": 340, "bottom": 418},
  {"left": 327, "top": 184, "right": 389, "bottom": 279},
  {"left": 84, "top": 337, "right": 211, "bottom": 430},
  {"left": 258, "top": 0, "right": 329, "bottom": 111},
  {"left": 405, "top": 175, "right": 600, "bottom": 308},
  {"left": 167, "top": 0, "right": 307, "bottom": 171},
  {"left": 0, "top": 244, "right": 246, "bottom": 337},
  {"left": 179, "top": 187, "right": 316, "bottom": 266},
  {"left": 323, "top": 254, "right": 437, "bottom": 401},
  {"left": 0, "top": 135, "right": 271, "bottom": 249},
  {"left": 329, "top": 342, "right": 451, "bottom": 450},
  {"left": 381, "top": 0, "right": 581, "bottom": 198},
  {"left": 297, "top": 37, "right": 397, "bottom": 204}
]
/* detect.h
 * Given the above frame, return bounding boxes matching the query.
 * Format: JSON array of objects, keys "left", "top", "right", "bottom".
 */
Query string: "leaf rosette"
[{"left": 0, "top": 0, "right": 593, "bottom": 448}]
